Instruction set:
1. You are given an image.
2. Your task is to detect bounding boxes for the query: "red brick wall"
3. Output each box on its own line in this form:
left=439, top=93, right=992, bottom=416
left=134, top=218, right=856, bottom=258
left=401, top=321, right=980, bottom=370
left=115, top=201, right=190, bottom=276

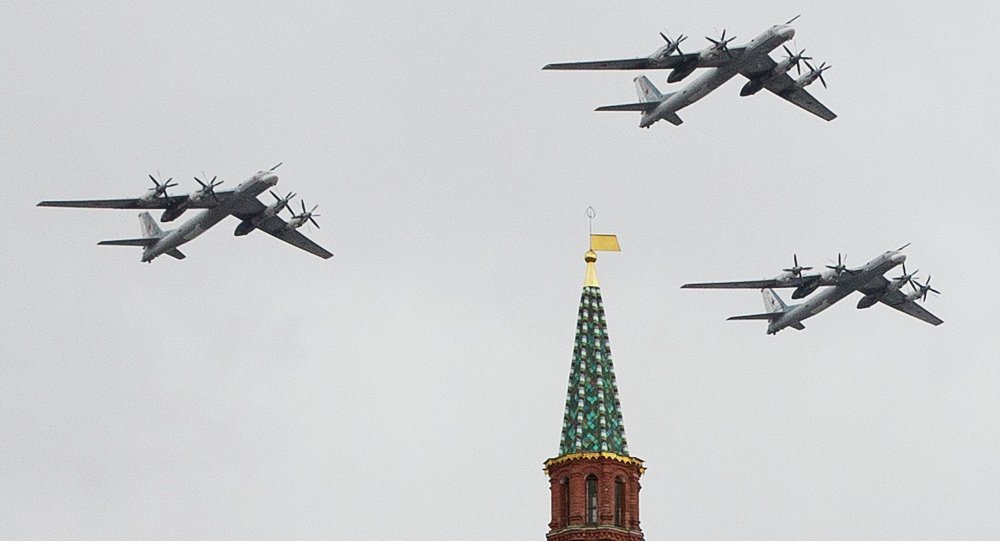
left=545, top=455, right=645, bottom=541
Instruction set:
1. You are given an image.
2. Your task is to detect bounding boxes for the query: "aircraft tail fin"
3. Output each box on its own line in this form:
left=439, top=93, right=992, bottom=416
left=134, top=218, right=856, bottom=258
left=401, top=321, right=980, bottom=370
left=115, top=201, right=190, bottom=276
left=634, top=75, right=664, bottom=102
left=727, top=290, right=803, bottom=332
left=139, top=212, right=163, bottom=238
left=762, top=288, right=789, bottom=313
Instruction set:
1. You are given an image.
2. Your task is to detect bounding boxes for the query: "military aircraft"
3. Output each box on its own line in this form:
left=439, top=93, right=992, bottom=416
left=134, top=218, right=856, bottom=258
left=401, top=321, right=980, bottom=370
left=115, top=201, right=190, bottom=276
left=543, top=17, right=835, bottom=127
left=681, top=246, right=942, bottom=334
left=37, top=164, right=332, bottom=262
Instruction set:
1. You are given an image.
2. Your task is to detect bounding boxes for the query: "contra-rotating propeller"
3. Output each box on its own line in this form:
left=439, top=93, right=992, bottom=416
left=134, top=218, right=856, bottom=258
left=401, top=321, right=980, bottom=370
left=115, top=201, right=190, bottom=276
left=894, top=263, right=919, bottom=287
left=783, top=254, right=812, bottom=277
left=659, top=31, right=687, bottom=55
left=193, top=175, right=224, bottom=203
left=269, top=190, right=296, bottom=216
left=706, top=29, right=737, bottom=58
left=912, top=276, right=940, bottom=302
left=781, top=45, right=812, bottom=75
left=291, top=200, right=321, bottom=229
left=825, top=253, right=853, bottom=276
left=147, top=174, right=178, bottom=198
left=802, top=60, right=831, bottom=88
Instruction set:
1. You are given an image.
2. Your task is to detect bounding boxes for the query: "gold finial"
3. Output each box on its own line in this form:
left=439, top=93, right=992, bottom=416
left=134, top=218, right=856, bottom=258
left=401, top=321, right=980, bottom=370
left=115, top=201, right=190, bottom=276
left=584, top=249, right=600, bottom=286
left=583, top=208, right=619, bottom=287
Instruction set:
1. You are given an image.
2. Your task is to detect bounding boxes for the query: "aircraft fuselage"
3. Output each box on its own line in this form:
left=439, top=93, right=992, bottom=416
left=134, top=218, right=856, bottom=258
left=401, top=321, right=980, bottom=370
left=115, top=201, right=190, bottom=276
left=142, top=172, right=278, bottom=262
left=767, top=250, right=907, bottom=334
left=642, top=25, right=795, bottom=128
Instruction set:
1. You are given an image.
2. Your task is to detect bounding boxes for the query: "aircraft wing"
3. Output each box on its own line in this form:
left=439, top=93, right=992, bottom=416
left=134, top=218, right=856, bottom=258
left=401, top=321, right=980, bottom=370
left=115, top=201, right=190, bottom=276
left=544, top=49, right=745, bottom=71
left=38, top=191, right=236, bottom=210
left=857, top=277, right=943, bottom=326
left=249, top=215, right=333, bottom=259
left=681, top=277, right=810, bottom=289
left=878, top=291, right=943, bottom=326
left=739, top=59, right=836, bottom=121
left=232, top=200, right=332, bottom=259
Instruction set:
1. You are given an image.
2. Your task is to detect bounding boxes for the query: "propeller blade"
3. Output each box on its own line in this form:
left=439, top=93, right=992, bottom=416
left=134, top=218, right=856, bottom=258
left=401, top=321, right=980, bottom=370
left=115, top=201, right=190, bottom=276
left=308, top=216, right=320, bottom=229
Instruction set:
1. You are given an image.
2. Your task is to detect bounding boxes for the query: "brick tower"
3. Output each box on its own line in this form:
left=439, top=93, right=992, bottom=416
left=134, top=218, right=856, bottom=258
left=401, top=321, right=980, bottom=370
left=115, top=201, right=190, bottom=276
left=545, top=243, right=645, bottom=541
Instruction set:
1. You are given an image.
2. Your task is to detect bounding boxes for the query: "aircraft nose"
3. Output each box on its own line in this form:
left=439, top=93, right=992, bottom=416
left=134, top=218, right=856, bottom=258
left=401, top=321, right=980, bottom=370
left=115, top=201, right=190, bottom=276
left=779, top=26, right=795, bottom=39
left=262, top=173, right=278, bottom=185
left=891, top=252, right=907, bottom=263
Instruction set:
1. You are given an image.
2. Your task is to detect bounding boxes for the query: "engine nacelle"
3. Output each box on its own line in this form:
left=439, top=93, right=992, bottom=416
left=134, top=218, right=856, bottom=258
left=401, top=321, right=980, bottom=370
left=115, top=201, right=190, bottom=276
left=160, top=205, right=187, bottom=222
left=791, top=280, right=821, bottom=299
left=740, top=79, right=764, bottom=96
left=234, top=220, right=256, bottom=236
left=856, top=294, right=880, bottom=309
left=667, top=62, right=698, bottom=83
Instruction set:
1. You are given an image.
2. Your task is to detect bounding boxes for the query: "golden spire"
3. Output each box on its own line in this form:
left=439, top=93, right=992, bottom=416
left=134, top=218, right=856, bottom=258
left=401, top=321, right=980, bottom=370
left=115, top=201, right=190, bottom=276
left=583, top=207, right=620, bottom=287
left=584, top=249, right=600, bottom=287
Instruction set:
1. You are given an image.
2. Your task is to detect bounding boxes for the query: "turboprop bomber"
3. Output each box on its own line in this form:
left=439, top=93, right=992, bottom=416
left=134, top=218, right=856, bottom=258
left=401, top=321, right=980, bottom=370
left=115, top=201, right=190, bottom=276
left=37, top=164, right=332, bottom=262
left=543, top=17, right=835, bottom=127
left=681, top=246, right=942, bottom=334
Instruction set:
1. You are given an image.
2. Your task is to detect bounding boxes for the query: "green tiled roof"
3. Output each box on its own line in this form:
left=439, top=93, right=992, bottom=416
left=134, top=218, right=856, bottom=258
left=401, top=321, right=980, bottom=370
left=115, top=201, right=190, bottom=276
left=558, top=285, right=629, bottom=456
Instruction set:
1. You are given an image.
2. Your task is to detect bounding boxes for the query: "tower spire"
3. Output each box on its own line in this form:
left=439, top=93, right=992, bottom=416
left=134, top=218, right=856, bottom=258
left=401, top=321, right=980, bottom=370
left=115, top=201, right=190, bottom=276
left=543, top=225, right=644, bottom=541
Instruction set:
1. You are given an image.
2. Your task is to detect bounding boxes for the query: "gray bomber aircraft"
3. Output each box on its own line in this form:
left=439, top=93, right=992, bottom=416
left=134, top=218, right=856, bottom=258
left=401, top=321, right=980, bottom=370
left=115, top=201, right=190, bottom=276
left=37, top=164, right=332, bottom=262
left=543, top=17, right=835, bottom=127
left=682, top=246, right=942, bottom=334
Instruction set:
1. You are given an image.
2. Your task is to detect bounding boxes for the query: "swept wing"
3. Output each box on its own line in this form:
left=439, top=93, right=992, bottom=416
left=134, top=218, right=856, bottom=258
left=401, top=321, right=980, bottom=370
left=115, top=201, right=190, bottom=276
left=38, top=191, right=237, bottom=210
left=858, top=277, right=943, bottom=326
left=739, top=57, right=836, bottom=121
left=233, top=202, right=332, bottom=259
left=544, top=49, right=746, bottom=71
left=681, top=277, right=812, bottom=289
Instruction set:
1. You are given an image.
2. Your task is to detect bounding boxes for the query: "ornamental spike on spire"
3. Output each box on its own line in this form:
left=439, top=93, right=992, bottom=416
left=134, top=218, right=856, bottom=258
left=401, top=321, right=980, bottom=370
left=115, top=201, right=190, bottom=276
left=558, top=215, right=627, bottom=456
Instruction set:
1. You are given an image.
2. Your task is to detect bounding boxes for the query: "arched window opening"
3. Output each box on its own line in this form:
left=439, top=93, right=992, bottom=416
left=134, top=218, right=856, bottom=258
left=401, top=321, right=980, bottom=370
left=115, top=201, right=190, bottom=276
left=586, top=474, right=598, bottom=525
left=614, top=477, right=626, bottom=527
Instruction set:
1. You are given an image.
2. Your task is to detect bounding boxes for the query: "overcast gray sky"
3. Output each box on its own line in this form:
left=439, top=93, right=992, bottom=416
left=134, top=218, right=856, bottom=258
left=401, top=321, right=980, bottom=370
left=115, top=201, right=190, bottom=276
left=3, top=1, right=999, bottom=539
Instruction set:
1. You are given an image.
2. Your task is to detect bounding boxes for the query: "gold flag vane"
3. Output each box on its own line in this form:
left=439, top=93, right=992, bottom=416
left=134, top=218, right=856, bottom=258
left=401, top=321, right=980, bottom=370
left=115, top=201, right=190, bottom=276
left=584, top=207, right=619, bottom=287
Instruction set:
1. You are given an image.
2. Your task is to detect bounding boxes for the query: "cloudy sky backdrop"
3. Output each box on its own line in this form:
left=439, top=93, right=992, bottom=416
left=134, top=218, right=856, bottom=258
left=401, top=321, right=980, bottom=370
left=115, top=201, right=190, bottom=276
left=3, top=1, right=999, bottom=539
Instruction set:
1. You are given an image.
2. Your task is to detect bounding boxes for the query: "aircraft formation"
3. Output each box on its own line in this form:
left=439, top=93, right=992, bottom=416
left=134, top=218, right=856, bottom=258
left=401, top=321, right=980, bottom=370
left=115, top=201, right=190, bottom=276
left=37, top=16, right=941, bottom=333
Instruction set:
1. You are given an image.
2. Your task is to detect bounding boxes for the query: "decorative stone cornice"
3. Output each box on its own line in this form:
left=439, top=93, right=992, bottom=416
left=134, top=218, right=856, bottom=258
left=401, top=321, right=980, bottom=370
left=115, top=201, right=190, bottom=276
left=543, top=451, right=646, bottom=475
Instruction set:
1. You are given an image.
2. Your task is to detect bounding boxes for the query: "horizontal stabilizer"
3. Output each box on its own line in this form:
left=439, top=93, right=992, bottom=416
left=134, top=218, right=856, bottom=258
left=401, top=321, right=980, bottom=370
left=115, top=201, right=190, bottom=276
left=98, top=238, right=157, bottom=247
left=166, top=248, right=186, bottom=260
left=727, top=312, right=783, bottom=321
left=595, top=102, right=659, bottom=112
left=790, top=322, right=805, bottom=330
